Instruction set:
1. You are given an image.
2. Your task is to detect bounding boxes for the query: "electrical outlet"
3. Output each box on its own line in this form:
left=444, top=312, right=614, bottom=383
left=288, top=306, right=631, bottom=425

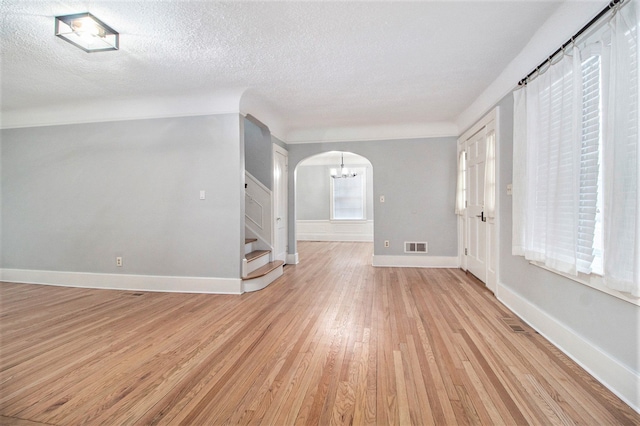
left=116, top=257, right=123, bottom=267
left=384, top=240, right=390, bottom=248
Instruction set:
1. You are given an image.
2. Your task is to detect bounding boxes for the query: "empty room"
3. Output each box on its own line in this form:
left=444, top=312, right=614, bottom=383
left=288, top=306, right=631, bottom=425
left=1, top=0, right=639, bottom=425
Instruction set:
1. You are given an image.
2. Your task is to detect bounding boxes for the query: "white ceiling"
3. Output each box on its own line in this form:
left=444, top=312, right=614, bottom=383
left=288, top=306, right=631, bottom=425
left=0, top=1, right=599, bottom=141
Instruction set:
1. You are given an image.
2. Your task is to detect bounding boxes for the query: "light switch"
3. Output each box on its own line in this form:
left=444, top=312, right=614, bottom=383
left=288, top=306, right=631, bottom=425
left=200, top=190, right=206, bottom=200
left=380, top=195, right=385, bottom=203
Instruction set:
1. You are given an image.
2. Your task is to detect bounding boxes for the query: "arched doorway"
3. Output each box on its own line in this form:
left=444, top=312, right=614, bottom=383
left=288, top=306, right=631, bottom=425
left=294, top=151, right=374, bottom=256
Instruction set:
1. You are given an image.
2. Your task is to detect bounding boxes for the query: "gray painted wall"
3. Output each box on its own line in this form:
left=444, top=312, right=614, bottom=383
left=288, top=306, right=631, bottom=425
left=296, top=165, right=331, bottom=221
left=496, top=94, right=638, bottom=375
left=244, top=116, right=272, bottom=189
left=296, top=163, right=374, bottom=221
left=1, top=114, right=244, bottom=279
left=288, top=137, right=457, bottom=256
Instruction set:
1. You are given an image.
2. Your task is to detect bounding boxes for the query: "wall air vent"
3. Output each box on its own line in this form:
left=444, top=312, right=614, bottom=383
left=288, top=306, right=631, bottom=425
left=404, top=242, right=428, bottom=253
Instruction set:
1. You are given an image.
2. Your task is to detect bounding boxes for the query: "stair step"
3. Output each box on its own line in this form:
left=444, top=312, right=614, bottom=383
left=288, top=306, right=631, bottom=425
left=246, top=250, right=270, bottom=262
left=244, top=238, right=257, bottom=255
left=244, top=260, right=284, bottom=280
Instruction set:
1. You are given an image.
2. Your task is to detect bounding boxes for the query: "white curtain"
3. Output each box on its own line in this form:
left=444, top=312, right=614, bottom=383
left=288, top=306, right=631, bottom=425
left=455, top=150, right=465, bottom=215
left=513, top=53, right=583, bottom=275
left=602, top=0, right=640, bottom=296
left=513, top=0, right=640, bottom=296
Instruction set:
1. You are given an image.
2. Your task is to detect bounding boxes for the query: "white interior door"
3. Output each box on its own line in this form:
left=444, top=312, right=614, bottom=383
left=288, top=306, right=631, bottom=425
left=466, top=131, right=487, bottom=283
left=273, top=145, right=288, bottom=263
left=460, top=108, right=498, bottom=292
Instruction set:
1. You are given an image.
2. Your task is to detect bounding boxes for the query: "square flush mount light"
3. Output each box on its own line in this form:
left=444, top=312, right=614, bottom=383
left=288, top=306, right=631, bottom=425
left=55, top=13, right=119, bottom=52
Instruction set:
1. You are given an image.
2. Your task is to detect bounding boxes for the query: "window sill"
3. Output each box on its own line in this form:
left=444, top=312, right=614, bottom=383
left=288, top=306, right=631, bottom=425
left=329, top=219, right=368, bottom=223
left=529, top=261, right=639, bottom=307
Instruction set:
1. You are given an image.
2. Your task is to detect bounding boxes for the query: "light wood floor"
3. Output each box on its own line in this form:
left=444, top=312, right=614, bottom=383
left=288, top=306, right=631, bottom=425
left=1, top=241, right=638, bottom=425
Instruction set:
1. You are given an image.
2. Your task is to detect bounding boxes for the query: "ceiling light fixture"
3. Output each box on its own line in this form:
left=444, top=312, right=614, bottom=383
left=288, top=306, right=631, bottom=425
left=55, top=13, right=119, bottom=52
left=330, top=153, right=357, bottom=179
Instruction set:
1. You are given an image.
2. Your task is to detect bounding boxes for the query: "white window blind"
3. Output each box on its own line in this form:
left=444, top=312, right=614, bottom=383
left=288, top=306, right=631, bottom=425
left=513, top=0, right=639, bottom=296
left=331, top=169, right=365, bottom=220
left=522, top=53, right=581, bottom=274
left=602, top=1, right=639, bottom=295
left=578, top=53, right=603, bottom=275
left=514, top=52, right=603, bottom=275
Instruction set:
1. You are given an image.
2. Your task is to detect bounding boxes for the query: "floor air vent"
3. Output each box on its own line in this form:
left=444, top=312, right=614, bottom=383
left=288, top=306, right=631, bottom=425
left=404, top=242, right=428, bottom=253
left=501, top=317, right=528, bottom=333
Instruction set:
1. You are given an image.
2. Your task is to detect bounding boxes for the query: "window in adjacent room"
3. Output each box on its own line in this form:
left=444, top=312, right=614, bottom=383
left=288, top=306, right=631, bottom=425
left=330, top=168, right=366, bottom=220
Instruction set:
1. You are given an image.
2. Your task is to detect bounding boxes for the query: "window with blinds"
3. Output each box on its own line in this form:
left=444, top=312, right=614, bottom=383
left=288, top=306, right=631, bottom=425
left=526, top=55, right=579, bottom=272
left=579, top=53, right=603, bottom=275
left=513, top=1, right=639, bottom=297
left=331, top=168, right=366, bottom=220
left=519, top=51, right=604, bottom=276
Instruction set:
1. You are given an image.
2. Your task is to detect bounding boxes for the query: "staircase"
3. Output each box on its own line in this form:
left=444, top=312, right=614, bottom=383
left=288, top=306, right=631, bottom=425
left=242, top=238, right=284, bottom=293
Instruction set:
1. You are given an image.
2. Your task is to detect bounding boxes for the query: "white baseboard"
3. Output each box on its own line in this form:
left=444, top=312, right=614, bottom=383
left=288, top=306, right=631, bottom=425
left=498, top=283, right=640, bottom=413
left=286, top=253, right=299, bottom=265
left=297, top=233, right=373, bottom=242
left=296, top=220, right=373, bottom=242
left=0, top=268, right=243, bottom=295
left=372, top=255, right=458, bottom=268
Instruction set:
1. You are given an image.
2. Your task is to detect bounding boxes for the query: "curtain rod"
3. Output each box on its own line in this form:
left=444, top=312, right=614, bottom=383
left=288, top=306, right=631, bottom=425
left=518, top=0, right=624, bottom=86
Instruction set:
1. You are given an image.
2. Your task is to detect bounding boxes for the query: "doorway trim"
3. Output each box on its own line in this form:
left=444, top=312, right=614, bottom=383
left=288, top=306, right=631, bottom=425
left=273, top=144, right=289, bottom=264
left=458, top=107, right=500, bottom=293
left=292, top=151, right=374, bottom=263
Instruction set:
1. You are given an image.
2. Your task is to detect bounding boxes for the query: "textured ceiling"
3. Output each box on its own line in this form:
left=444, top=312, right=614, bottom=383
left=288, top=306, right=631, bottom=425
left=1, top=1, right=570, bottom=140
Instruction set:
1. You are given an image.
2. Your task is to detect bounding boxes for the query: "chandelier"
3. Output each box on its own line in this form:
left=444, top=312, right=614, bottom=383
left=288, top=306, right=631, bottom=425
left=330, top=153, right=357, bottom=179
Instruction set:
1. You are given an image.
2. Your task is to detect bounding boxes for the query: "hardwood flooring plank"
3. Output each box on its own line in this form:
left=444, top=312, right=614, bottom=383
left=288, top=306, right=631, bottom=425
left=403, top=336, right=435, bottom=425
left=0, top=242, right=637, bottom=425
left=0, top=415, right=52, bottom=426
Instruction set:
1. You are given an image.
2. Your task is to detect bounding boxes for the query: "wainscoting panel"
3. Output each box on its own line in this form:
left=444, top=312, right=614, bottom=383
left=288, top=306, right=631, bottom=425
left=296, top=220, right=373, bottom=242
